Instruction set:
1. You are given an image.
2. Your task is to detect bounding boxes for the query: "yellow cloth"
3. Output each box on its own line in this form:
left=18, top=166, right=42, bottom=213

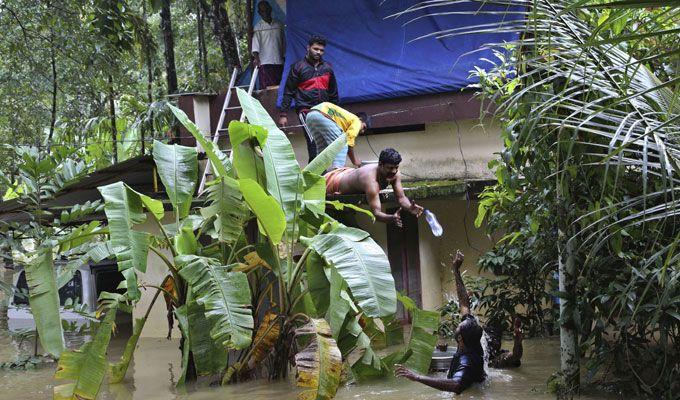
left=311, top=102, right=361, bottom=147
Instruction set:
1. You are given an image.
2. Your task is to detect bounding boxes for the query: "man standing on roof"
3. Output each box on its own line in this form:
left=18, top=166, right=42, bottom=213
left=278, top=34, right=339, bottom=162
left=252, top=1, right=285, bottom=89
left=325, top=148, right=423, bottom=227
left=305, top=102, right=367, bottom=170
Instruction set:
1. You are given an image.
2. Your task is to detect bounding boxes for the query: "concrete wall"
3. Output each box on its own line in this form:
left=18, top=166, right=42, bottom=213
left=135, top=213, right=181, bottom=339
left=354, top=197, right=495, bottom=312
left=288, top=119, right=502, bottom=181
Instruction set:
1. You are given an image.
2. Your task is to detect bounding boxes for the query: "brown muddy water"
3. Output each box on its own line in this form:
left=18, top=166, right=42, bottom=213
left=0, top=326, right=622, bottom=400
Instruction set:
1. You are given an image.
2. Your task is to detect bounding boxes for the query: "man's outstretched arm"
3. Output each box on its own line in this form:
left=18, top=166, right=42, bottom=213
left=451, top=250, right=470, bottom=317
left=366, top=182, right=401, bottom=226
left=391, top=174, right=423, bottom=217
left=394, top=365, right=464, bottom=394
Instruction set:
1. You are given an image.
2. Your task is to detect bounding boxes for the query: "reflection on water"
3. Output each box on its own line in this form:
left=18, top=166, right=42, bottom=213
left=0, top=326, right=621, bottom=400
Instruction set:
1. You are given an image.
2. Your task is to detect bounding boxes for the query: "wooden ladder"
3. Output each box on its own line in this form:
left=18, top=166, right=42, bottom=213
left=198, top=66, right=259, bottom=194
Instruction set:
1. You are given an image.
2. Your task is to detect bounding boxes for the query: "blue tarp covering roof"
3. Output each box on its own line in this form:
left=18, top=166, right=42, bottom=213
left=278, top=0, right=522, bottom=106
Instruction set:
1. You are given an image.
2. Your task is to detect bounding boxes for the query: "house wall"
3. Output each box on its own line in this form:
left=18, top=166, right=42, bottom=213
left=289, top=119, right=502, bottom=181
left=355, top=197, right=495, bottom=312
left=135, top=212, right=182, bottom=339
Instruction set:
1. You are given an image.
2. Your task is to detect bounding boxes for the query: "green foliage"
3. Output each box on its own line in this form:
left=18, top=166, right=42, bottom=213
left=449, top=0, right=680, bottom=396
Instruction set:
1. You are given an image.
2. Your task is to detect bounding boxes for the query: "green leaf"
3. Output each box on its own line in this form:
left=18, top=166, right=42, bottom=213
left=54, top=308, right=116, bottom=400
left=304, top=135, right=347, bottom=175
left=236, top=88, right=302, bottom=241
left=186, top=288, right=228, bottom=376
left=109, top=316, right=146, bottom=383
left=174, top=304, right=191, bottom=387
left=230, top=122, right=268, bottom=185
left=152, top=140, right=197, bottom=218
left=403, top=308, right=439, bottom=374
left=176, top=255, right=254, bottom=349
left=303, top=227, right=397, bottom=317
left=25, top=247, right=64, bottom=357
left=98, top=182, right=159, bottom=300
left=306, top=251, right=331, bottom=317
left=238, top=178, right=285, bottom=245
left=174, top=225, right=198, bottom=255
left=168, top=104, right=232, bottom=179
left=200, top=176, right=249, bottom=244
left=295, top=319, right=343, bottom=400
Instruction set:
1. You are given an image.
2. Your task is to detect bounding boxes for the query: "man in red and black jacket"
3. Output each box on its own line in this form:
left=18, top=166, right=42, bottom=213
left=278, top=34, right=339, bottom=162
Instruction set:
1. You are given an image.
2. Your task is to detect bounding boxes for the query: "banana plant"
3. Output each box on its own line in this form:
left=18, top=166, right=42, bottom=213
left=53, top=89, right=437, bottom=400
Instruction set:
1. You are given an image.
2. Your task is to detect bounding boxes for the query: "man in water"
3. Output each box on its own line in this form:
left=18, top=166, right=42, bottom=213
left=325, top=148, right=423, bottom=227
left=395, top=250, right=486, bottom=393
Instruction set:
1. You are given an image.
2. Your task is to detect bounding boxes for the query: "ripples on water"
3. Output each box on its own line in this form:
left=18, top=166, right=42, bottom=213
left=0, top=325, right=621, bottom=400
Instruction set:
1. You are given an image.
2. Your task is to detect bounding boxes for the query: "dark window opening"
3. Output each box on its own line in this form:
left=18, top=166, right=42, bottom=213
left=14, top=270, right=83, bottom=306
left=93, top=265, right=125, bottom=297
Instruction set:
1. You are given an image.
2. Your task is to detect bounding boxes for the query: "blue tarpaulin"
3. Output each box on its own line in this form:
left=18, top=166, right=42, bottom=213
left=278, top=0, right=522, bottom=106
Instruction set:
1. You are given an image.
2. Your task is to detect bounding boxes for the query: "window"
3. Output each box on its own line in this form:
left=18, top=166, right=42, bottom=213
left=14, top=270, right=83, bottom=306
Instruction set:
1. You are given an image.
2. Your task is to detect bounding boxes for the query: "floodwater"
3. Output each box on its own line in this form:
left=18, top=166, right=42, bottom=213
left=0, top=326, right=622, bottom=400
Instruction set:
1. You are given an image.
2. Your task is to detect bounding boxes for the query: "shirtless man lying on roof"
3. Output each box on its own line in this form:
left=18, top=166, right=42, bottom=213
left=325, top=148, right=423, bottom=226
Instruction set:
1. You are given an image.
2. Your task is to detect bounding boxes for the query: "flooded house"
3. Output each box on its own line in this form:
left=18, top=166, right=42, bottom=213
left=0, top=1, right=519, bottom=338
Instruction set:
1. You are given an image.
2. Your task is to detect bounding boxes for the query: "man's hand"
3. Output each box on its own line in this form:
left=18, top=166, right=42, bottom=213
left=451, top=250, right=464, bottom=269
left=253, top=55, right=261, bottom=67
left=394, top=364, right=419, bottom=381
left=392, top=209, right=403, bottom=228
left=278, top=115, right=288, bottom=127
left=352, top=159, right=362, bottom=168
left=408, top=202, right=424, bottom=217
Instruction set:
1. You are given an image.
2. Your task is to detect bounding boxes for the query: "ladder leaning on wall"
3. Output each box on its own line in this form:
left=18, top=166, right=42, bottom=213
left=198, top=65, right=259, bottom=195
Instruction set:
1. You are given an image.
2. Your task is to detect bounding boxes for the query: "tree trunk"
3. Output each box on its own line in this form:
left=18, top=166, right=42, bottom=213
left=46, top=25, right=57, bottom=150
left=196, top=2, right=209, bottom=88
left=203, top=0, right=241, bottom=73
left=557, top=233, right=579, bottom=398
left=143, top=0, right=153, bottom=104
left=160, top=0, right=178, bottom=94
left=108, top=74, right=118, bottom=163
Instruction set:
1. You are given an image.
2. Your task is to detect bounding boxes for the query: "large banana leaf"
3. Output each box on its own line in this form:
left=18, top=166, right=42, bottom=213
left=303, top=226, right=397, bottom=317
left=109, top=316, right=145, bottom=383
left=229, top=120, right=268, bottom=185
left=54, top=308, right=116, bottom=400
left=176, top=255, right=254, bottom=349
left=200, top=176, right=249, bottom=244
left=303, top=135, right=347, bottom=175
left=168, top=104, right=233, bottom=179
left=306, top=251, right=331, bottom=316
left=295, top=319, right=343, bottom=400
left=98, top=182, right=163, bottom=301
left=152, top=140, right=198, bottom=218
left=186, top=288, right=228, bottom=376
left=402, top=308, right=439, bottom=375
left=238, top=178, right=286, bottom=245
left=236, top=88, right=303, bottom=241
left=174, top=304, right=191, bottom=387
left=25, top=246, right=64, bottom=357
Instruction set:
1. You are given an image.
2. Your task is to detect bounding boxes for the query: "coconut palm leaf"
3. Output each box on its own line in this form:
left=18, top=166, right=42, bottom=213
left=176, top=255, right=254, bottom=349
left=294, top=319, right=343, bottom=400
left=53, top=308, right=116, bottom=400
left=404, top=0, right=680, bottom=260
left=25, top=246, right=64, bottom=357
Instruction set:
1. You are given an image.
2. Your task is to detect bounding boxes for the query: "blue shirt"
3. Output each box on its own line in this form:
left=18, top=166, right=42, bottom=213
left=447, top=351, right=486, bottom=391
